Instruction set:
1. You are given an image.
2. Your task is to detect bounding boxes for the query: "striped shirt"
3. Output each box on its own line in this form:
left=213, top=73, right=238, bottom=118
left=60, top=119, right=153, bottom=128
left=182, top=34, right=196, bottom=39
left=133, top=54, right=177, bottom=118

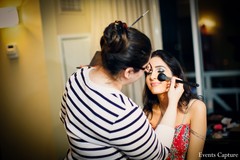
left=60, top=67, right=175, bottom=160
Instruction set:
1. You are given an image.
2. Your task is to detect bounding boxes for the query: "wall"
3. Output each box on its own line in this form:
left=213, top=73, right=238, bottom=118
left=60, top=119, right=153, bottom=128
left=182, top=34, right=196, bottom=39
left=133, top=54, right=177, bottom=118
left=40, top=0, right=92, bottom=159
left=0, top=0, right=57, bottom=159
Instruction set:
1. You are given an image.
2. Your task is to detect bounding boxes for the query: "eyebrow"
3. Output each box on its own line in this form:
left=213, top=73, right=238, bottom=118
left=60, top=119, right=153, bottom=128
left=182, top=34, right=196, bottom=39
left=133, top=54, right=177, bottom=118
left=154, top=65, right=166, bottom=68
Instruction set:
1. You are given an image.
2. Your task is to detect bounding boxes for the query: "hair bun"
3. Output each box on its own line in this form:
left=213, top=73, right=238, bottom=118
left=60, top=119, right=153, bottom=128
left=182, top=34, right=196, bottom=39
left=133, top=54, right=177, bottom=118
left=100, top=20, right=151, bottom=76
left=100, top=21, right=128, bottom=54
left=114, top=21, right=128, bottom=38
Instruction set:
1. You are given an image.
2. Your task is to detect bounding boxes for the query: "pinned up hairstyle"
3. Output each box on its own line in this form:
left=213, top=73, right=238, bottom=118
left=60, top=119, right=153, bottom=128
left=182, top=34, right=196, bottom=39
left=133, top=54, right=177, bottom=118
left=100, top=20, right=152, bottom=76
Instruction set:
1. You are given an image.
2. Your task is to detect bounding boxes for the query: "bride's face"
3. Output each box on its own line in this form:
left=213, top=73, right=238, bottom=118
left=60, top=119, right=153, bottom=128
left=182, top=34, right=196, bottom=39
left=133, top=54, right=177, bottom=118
left=146, top=57, right=172, bottom=95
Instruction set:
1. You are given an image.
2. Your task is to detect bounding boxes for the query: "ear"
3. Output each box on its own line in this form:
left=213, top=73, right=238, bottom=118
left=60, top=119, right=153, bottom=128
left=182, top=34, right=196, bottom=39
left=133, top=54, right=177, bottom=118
left=123, top=67, right=135, bottom=79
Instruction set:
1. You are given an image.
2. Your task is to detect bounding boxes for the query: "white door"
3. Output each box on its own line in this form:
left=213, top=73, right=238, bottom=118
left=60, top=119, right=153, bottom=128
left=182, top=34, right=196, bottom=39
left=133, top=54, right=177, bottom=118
left=59, top=34, right=91, bottom=82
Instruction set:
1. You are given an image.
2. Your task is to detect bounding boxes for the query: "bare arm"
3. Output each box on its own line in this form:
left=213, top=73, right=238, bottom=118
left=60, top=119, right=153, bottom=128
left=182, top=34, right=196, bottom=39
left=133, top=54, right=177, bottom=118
left=156, top=77, right=184, bottom=147
left=160, top=77, right=184, bottom=127
left=187, top=100, right=207, bottom=160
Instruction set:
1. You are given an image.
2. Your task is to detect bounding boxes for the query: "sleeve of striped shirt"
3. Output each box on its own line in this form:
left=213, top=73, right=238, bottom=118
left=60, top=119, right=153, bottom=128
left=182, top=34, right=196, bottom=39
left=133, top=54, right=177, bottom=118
left=110, top=106, right=175, bottom=159
left=60, top=90, right=67, bottom=123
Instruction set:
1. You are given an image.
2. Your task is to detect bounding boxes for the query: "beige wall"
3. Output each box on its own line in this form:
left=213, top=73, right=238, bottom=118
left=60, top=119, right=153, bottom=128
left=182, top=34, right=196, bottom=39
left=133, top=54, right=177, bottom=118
left=0, top=0, right=57, bottom=159
left=0, top=0, right=92, bottom=159
left=55, top=0, right=91, bottom=34
left=40, top=0, right=92, bottom=159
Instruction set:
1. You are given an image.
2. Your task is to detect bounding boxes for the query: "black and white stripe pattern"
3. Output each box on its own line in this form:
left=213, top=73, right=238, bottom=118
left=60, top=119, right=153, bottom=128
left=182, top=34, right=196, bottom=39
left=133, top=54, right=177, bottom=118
left=60, top=67, right=173, bottom=160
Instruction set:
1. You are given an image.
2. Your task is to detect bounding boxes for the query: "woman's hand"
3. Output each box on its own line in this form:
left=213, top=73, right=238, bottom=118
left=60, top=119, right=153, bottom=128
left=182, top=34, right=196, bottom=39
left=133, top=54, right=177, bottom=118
left=168, top=77, right=184, bottom=106
left=160, top=77, right=184, bottom=128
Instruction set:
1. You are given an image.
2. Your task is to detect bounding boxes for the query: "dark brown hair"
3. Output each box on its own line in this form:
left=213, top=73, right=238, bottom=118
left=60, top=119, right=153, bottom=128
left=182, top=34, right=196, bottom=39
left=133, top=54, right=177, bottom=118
left=100, top=21, right=152, bottom=76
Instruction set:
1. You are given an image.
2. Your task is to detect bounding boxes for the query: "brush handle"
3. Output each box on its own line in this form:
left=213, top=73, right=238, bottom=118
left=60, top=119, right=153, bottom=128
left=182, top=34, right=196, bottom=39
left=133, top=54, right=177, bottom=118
left=175, top=79, right=199, bottom=87
left=158, top=72, right=199, bottom=87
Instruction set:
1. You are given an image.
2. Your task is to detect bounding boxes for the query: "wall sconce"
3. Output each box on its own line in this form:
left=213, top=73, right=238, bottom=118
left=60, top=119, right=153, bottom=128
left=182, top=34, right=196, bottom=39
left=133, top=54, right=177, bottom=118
left=0, top=7, right=19, bottom=28
left=199, top=17, right=216, bottom=35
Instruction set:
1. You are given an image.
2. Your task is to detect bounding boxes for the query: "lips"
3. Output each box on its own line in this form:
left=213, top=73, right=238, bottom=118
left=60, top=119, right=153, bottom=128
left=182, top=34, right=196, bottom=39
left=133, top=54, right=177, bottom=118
left=150, top=82, right=161, bottom=87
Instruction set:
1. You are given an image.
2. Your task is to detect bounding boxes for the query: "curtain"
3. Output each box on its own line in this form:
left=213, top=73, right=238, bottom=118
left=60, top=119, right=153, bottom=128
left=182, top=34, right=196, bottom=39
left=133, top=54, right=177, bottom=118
left=90, top=0, right=162, bottom=106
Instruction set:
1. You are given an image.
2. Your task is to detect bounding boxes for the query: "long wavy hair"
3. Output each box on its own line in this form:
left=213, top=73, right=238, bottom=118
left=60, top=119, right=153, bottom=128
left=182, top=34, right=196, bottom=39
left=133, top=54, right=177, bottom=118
left=142, top=50, right=202, bottom=115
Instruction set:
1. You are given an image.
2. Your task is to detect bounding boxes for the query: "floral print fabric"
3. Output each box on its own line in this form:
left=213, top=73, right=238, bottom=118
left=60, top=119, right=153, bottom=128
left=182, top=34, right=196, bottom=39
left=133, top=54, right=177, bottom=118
left=166, top=124, right=190, bottom=160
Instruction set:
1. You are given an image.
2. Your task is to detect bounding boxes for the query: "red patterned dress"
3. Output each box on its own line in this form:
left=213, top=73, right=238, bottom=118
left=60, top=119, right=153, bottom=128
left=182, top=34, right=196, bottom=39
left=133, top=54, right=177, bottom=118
left=166, top=124, right=190, bottom=160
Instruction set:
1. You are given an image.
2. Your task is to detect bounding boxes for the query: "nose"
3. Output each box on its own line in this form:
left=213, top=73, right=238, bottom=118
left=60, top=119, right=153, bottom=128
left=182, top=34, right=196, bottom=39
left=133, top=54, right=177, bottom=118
left=150, top=70, right=158, bottom=80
